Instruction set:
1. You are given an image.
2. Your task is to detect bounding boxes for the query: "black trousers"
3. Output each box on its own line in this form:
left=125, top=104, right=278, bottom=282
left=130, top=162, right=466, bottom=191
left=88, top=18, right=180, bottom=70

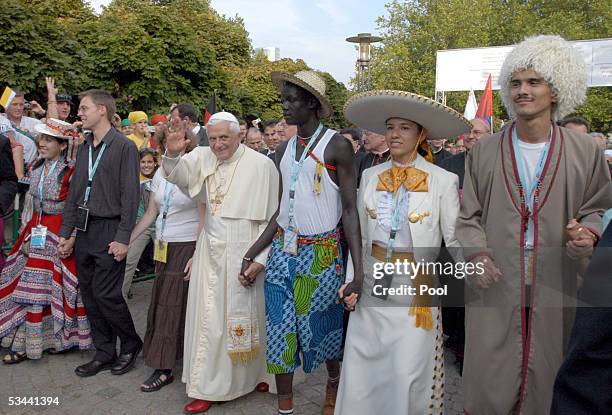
left=75, top=217, right=142, bottom=362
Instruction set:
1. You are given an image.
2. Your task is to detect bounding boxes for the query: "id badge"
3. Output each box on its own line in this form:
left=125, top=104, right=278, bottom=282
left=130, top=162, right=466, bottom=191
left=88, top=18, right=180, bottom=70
left=76, top=206, right=90, bottom=231
left=154, top=240, right=168, bottom=263
left=372, top=268, right=394, bottom=301
left=282, top=226, right=298, bottom=255
left=30, top=226, right=48, bottom=249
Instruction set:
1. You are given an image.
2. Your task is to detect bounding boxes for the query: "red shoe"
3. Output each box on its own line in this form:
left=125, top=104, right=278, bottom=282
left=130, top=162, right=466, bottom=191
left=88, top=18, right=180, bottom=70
left=183, top=399, right=212, bottom=414
left=256, top=382, right=269, bottom=393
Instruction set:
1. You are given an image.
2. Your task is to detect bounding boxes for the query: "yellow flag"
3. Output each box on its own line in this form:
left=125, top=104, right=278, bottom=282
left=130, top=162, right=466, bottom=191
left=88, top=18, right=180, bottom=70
left=0, top=87, right=16, bottom=109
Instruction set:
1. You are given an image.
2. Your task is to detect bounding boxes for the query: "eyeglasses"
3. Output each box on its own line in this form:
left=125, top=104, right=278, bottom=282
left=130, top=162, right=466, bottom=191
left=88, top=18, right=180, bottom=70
left=139, top=147, right=157, bottom=157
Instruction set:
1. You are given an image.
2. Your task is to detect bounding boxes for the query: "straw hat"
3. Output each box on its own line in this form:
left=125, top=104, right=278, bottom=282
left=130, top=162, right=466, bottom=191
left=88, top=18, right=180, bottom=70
left=271, top=70, right=333, bottom=118
left=344, top=90, right=471, bottom=139
left=35, top=118, right=80, bottom=140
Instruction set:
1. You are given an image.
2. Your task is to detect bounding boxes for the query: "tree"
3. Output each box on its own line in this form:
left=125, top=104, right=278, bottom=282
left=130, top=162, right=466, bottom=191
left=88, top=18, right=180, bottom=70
left=371, top=0, right=612, bottom=131
left=0, top=0, right=93, bottom=101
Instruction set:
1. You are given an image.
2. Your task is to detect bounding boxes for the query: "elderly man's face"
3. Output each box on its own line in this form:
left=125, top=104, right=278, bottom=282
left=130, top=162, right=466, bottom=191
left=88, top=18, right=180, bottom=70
left=245, top=130, right=264, bottom=151
left=363, top=131, right=387, bottom=152
left=208, top=121, right=241, bottom=161
left=465, top=118, right=490, bottom=151
left=428, top=138, right=446, bottom=150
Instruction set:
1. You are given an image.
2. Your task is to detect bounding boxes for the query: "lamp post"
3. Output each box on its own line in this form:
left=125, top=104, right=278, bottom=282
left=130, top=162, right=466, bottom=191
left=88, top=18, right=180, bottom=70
left=346, top=32, right=382, bottom=91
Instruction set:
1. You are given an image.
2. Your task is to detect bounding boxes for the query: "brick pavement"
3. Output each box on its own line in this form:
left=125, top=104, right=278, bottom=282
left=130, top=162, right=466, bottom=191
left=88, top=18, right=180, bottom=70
left=1, top=279, right=463, bottom=415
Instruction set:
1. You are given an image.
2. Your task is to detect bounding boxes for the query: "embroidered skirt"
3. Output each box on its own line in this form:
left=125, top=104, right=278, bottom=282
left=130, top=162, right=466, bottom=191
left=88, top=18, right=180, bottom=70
left=0, top=212, right=92, bottom=358
left=264, top=228, right=344, bottom=374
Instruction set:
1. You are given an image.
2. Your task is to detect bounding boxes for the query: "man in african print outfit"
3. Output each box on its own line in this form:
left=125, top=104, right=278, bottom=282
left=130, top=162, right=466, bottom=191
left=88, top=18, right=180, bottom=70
left=244, top=70, right=363, bottom=415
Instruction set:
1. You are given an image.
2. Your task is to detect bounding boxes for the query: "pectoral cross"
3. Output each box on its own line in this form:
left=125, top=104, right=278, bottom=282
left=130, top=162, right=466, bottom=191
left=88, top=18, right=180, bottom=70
left=211, top=194, right=223, bottom=216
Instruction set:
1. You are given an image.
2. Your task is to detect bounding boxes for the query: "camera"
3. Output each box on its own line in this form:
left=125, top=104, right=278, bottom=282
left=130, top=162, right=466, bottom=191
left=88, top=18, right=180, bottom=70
left=23, top=101, right=31, bottom=110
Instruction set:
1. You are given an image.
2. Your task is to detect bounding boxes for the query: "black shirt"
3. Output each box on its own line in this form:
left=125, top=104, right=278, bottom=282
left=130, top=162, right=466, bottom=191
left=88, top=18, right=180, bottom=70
left=357, top=149, right=391, bottom=187
left=0, top=134, right=18, bottom=216
left=438, top=152, right=466, bottom=188
left=432, top=148, right=452, bottom=165
left=60, top=127, right=140, bottom=244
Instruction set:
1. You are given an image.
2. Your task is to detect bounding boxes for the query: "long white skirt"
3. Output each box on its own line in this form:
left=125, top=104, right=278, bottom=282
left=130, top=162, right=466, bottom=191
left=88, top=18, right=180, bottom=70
left=335, top=302, right=444, bottom=415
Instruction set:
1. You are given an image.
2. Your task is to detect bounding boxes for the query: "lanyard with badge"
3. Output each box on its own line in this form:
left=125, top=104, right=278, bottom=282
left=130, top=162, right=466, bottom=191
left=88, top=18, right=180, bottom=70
left=373, top=186, right=409, bottom=299
left=30, top=161, right=59, bottom=249
left=153, top=180, right=174, bottom=263
left=76, top=143, right=107, bottom=231
left=512, top=127, right=551, bottom=248
left=283, top=123, right=324, bottom=255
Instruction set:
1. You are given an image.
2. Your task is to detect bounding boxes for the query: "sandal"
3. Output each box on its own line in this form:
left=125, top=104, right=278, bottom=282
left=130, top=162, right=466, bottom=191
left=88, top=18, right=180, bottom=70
left=47, top=346, right=76, bottom=355
left=140, top=370, right=174, bottom=392
left=3, top=351, right=27, bottom=365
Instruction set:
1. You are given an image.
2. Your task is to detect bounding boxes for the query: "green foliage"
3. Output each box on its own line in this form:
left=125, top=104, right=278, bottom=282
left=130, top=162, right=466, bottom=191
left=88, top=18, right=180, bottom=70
left=0, top=0, right=93, bottom=101
left=371, top=0, right=611, bottom=131
left=0, top=0, right=349, bottom=125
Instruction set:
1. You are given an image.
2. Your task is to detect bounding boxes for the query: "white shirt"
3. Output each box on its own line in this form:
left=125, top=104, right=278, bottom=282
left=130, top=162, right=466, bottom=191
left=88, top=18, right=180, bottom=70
left=1, top=115, right=40, bottom=163
left=277, top=129, right=342, bottom=235
left=151, top=170, right=199, bottom=242
left=518, top=140, right=547, bottom=247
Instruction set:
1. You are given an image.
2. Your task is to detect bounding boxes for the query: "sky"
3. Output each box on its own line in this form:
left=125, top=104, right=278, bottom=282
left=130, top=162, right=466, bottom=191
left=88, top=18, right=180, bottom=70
left=89, top=0, right=389, bottom=85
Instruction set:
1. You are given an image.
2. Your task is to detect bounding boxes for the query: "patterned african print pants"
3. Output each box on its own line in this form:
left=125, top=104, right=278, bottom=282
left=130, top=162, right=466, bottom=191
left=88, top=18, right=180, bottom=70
left=264, top=228, right=344, bottom=374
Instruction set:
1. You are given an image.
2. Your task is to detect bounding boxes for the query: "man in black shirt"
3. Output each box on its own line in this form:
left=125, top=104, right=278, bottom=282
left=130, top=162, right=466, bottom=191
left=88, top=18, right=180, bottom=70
left=356, top=130, right=390, bottom=186
left=59, top=89, right=142, bottom=377
left=428, top=137, right=452, bottom=165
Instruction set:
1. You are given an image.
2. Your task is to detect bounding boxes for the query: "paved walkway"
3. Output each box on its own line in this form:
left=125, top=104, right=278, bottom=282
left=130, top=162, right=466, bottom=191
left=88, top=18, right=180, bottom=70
left=1, top=279, right=463, bottom=414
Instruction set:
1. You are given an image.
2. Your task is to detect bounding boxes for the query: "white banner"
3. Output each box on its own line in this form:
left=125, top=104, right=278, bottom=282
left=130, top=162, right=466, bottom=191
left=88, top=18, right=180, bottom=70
left=435, top=38, right=612, bottom=92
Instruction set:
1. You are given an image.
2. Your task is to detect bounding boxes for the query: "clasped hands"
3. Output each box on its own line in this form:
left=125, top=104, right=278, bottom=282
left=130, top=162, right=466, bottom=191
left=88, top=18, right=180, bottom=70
left=239, top=258, right=265, bottom=288
left=469, top=219, right=596, bottom=289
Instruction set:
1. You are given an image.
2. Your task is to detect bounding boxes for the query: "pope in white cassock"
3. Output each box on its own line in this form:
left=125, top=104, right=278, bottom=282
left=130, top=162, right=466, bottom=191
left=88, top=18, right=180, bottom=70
left=161, top=112, right=279, bottom=414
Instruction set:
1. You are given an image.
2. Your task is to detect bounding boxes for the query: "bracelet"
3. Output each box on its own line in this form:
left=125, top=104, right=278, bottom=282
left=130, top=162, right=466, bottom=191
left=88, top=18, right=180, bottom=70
left=243, top=256, right=253, bottom=262
left=47, top=100, right=57, bottom=103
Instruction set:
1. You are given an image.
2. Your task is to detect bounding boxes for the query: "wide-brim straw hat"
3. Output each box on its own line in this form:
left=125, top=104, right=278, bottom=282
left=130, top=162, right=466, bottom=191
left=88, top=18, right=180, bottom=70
left=344, top=90, right=471, bottom=139
left=35, top=118, right=80, bottom=140
left=271, top=70, right=333, bottom=118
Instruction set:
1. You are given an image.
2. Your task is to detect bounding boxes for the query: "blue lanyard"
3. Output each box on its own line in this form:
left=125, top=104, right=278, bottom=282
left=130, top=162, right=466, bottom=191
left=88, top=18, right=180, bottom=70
left=512, top=127, right=551, bottom=213
left=159, top=180, right=174, bottom=241
left=37, top=160, right=59, bottom=220
left=84, top=142, right=107, bottom=205
left=287, top=123, right=324, bottom=229
left=386, top=187, right=409, bottom=261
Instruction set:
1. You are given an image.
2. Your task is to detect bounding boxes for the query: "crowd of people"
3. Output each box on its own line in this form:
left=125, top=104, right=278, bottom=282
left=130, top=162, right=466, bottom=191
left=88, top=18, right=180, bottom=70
left=0, top=34, right=611, bottom=415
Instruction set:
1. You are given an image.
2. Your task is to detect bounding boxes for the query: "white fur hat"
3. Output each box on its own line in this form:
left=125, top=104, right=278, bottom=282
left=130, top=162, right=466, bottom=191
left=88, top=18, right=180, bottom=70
left=499, top=35, right=587, bottom=121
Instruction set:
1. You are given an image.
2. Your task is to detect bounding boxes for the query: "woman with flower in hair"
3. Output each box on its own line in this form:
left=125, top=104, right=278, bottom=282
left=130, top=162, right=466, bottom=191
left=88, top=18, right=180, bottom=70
left=0, top=119, right=91, bottom=364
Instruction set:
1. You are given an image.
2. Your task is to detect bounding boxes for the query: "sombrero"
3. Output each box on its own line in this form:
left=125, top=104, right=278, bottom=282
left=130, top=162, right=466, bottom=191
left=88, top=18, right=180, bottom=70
left=35, top=118, right=80, bottom=140
left=271, top=70, right=333, bottom=118
left=344, top=90, right=471, bottom=139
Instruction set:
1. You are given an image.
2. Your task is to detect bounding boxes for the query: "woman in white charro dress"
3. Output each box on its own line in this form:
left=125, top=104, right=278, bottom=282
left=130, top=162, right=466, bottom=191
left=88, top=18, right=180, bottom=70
left=336, top=91, right=470, bottom=414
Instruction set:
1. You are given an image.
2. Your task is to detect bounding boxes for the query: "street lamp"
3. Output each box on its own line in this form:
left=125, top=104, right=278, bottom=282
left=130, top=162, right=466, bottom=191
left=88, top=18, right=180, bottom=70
left=346, top=32, right=383, bottom=91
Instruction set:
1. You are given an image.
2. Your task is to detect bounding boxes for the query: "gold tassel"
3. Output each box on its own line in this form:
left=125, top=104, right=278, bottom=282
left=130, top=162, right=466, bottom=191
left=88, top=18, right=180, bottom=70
left=408, top=306, right=433, bottom=330
left=314, top=163, right=323, bottom=195
left=228, top=346, right=260, bottom=365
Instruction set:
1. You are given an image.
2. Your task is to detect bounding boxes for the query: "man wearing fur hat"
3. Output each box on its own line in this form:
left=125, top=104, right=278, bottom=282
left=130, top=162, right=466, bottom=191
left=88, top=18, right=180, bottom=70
left=243, top=70, right=364, bottom=415
left=457, top=35, right=612, bottom=414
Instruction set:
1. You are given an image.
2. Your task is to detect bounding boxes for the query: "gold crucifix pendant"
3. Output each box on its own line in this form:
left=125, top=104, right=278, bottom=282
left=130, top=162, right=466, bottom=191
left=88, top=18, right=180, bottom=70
left=211, top=194, right=223, bottom=216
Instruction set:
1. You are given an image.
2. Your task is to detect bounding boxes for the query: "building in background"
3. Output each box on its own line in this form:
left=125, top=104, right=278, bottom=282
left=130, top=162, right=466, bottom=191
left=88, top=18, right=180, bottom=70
left=254, top=47, right=280, bottom=61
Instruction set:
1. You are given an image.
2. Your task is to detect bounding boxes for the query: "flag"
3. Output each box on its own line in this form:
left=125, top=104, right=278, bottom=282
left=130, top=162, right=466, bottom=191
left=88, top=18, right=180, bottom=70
left=203, top=93, right=216, bottom=125
left=0, top=86, right=16, bottom=109
left=476, top=74, right=493, bottom=132
left=463, top=89, right=477, bottom=120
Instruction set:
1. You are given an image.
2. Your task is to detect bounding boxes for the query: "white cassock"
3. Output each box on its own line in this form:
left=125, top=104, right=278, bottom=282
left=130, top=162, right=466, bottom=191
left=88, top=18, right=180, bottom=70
left=335, top=156, right=460, bottom=415
left=163, top=144, right=278, bottom=401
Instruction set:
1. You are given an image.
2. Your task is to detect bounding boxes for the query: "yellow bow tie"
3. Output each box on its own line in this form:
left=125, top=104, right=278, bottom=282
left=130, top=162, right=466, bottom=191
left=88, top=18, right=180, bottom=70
left=376, top=166, right=429, bottom=193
